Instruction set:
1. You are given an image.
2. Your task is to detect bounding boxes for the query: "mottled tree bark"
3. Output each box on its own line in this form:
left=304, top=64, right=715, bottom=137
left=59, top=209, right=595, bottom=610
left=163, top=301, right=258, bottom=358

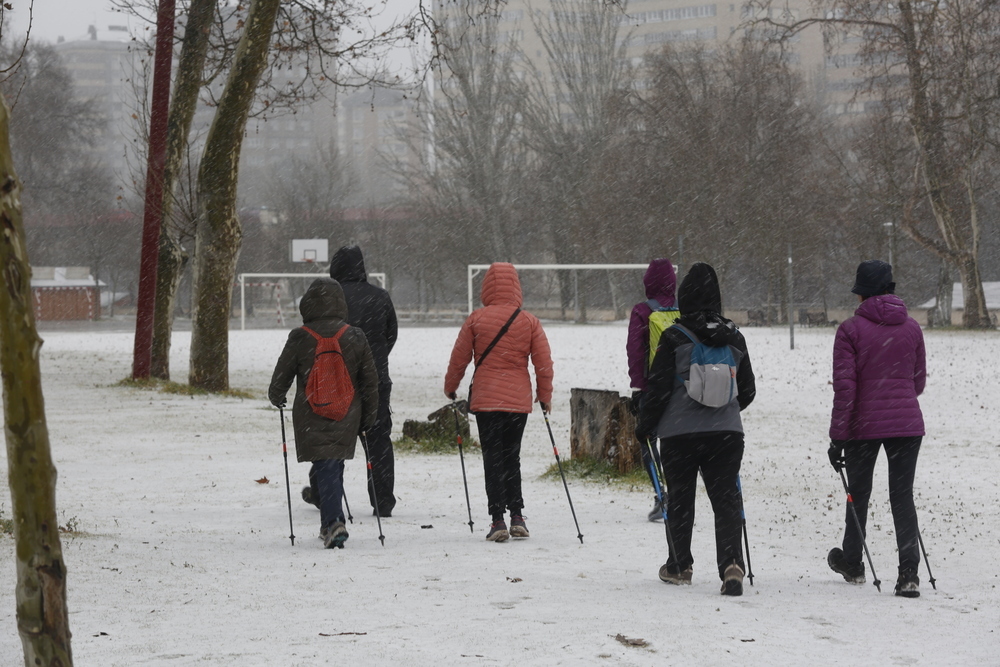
left=189, top=0, right=283, bottom=391
left=150, top=0, right=217, bottom=380
left=0, top=94, right=73, bottom=666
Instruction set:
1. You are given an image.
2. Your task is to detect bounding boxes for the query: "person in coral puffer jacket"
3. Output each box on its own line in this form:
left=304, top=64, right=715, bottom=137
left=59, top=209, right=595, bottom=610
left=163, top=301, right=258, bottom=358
left=444, top=263, right=554, bottom=543
left=826, top=260, right=927, bottom=598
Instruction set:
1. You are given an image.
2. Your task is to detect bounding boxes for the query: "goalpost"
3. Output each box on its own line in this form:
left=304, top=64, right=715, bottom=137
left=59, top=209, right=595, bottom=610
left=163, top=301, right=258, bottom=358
left=238, top=272, right=387, bottom=330
left=467, top=264, right=650, bottom=317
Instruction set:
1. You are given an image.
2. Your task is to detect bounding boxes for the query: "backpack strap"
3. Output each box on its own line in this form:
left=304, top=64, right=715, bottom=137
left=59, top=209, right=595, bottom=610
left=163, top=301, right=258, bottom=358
left=672, top=323, right=699, bottom=346
left=301, top=324, right=348, bottom=342
left=646, top=298, right=662, bottom=311
left=475, top=308, right=521, bottom=368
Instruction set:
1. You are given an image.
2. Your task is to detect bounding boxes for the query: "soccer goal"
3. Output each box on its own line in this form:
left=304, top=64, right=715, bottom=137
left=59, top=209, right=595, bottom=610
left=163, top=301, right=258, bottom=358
left=238, top=272, right=387, bottom=330
left=466, top=264, right=652, bottom=321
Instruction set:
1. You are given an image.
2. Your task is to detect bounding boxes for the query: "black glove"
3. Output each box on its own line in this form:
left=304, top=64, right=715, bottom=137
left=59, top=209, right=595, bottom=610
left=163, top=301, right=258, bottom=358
left=635, top=427, right=651, bottom=444
left=446, top=391, right=457, bottom=400
left=828, top=440, right=847, bottom=472
left=273, top=399, right=286, bottom=409
left=629, top=391, right=644, bottom=416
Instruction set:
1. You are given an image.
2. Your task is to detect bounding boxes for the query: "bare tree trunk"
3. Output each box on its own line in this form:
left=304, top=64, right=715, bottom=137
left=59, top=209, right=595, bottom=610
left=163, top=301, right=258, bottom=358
left=932, top=261, right=952, bottom=327
left=189, top=0, right=283, bottom=391
left=0, top=94, right=74, bottom=667
left=150, top=233, right=187, bottom=378
left=150, top=0, right=217, bottom=380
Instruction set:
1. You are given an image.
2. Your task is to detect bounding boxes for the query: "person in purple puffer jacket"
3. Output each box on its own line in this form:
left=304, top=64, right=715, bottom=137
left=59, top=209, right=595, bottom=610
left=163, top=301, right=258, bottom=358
left=626, top=258, right=679, bottom=521
left=826, top=260, right=927, bottom=598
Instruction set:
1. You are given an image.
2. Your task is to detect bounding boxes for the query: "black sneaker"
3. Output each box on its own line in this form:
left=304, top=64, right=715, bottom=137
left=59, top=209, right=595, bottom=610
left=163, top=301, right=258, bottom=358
left=647, top=497, right=665, bottom=522
left=828, top=548, right=866, bottom=584
left=509, top=514, right=529, bottom=538
left=301, top=486, right=319, bottom=508
left=721, top=563, right=744, bottom=596
left=894, top=568, right=920, bottom=598
left=486, top=520, right=509, bottom=542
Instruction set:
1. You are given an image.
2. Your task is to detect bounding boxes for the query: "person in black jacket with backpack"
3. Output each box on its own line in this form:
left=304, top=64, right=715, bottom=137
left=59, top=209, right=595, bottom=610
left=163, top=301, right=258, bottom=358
left=302, top=245, right=399, bottom=517
left=635, top=263, right=756, bottom=596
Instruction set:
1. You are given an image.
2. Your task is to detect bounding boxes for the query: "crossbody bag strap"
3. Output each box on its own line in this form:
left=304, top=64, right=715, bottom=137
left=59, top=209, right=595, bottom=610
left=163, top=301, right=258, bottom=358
left=475, top=308, right=522, bottom=369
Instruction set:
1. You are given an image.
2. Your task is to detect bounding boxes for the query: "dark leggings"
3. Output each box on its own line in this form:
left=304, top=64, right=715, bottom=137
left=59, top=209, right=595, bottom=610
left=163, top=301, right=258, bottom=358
left=661, top=432, right=745, bottom=580
left=842, top=437, right=922, bottom=571
left=475, top=411, right=528, bottom=520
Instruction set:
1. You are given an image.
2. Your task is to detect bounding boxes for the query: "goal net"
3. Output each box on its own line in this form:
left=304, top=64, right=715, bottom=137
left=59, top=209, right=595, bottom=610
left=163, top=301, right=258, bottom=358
left=238, top=272, right=387, bottom=330
left=466, top=264, right=654, bottom=322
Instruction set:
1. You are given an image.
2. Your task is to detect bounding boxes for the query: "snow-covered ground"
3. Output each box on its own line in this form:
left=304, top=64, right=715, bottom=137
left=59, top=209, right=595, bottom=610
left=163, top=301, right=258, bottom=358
left=2, top=322, right=999, bottom=665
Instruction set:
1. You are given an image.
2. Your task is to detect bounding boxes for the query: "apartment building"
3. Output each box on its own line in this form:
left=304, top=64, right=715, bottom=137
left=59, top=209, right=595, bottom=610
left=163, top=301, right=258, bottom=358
left=435, top=0, right=861, bottom=115
left=335, top=87, right=419, bottom=206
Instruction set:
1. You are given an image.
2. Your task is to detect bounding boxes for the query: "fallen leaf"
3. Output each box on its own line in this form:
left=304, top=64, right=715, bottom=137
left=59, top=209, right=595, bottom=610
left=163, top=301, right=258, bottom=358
left=420, top=525, right=434, bottom=529
left=506, top=577, right=522, bottom=583
left=255, top=477, right=269, bottom=484
left=319, top=632, right=367, bottom=636
left=741, top=638, right=756, bottom=643
left=614, top=634, right=648, bottom=647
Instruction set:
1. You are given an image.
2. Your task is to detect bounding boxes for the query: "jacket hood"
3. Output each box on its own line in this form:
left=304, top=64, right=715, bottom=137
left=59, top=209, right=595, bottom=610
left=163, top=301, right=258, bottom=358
left=300, top=278, right=348, bottom=323
left=480, top=262, right=523, bottom=307
left=644, top=258, right=677, bottom=306
left=329, top=245, right=367, bottom=283
left=678, top=262, right=722, bottom=316
left=678, top=310, right=739, bottom=347
left=856, top=293, right=908, bottom=326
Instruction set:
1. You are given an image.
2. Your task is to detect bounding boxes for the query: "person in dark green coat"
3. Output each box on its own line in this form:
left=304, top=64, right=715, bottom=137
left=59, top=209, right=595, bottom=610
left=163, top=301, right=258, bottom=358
left=269, top=278, right=379, bottom=548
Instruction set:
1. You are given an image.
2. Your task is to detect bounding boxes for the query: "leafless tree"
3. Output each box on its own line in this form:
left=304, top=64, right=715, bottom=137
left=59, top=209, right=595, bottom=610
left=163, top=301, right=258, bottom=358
left=749, top=0, right=998, bottom=327
left=520, top=0, right=633, bottom=315
left=1, top=3, right=74, bottom=665
left=626, top=41, right=826, bottom=315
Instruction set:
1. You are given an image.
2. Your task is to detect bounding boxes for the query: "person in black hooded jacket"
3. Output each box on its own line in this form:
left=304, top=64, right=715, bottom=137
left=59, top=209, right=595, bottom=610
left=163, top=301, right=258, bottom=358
left=636, top=263, right=756, bottom=596
left=302, top=245, right=399, bottom=516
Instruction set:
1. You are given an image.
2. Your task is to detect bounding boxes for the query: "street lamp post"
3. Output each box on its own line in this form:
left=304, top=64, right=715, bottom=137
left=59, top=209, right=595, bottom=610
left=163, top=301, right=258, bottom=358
left=884, top=221, right=895, bottom=266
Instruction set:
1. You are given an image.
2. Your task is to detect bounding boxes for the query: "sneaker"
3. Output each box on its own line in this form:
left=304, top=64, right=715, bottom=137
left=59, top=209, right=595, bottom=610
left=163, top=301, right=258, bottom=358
left=323, top=522, right=349, bottom=549
left=647, top=497, right=665, bottom=522
left=509, top=514, right=530, bottom=538
left=658, top=563, right=693, bottom=585
left=301, top=486, right=319, bottom=508
left=894, top=568, right=920, bottom=598
left=721, top=563, right=744, bottom=596
left=828, top=548, right=866, bottom=584
left=486, top=520, right=509, bottom=542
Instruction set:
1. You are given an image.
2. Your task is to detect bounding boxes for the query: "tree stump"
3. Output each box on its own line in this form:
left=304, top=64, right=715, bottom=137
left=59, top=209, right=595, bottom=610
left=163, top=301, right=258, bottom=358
left=402, top=402, right=472, bottom=445
left=569, top=388, right=641, bottom=473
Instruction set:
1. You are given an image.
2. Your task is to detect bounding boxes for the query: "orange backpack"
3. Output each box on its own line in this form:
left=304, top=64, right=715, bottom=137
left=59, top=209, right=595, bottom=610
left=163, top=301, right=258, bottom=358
left=302, top=326, right=354, bottom=421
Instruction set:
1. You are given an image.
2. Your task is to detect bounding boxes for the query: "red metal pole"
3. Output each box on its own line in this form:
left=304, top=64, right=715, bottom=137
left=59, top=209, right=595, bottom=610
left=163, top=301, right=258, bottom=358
left=131, top=0, right=176, bottom=379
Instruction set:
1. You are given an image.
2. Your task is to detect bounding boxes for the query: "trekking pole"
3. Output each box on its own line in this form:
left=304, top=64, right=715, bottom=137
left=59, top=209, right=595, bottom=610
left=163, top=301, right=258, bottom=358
left=342, top=490, right=353, bottom=524
left=643, top=439, right=677, bottom=560
left=543, top=412, right=583, bottom=544
left=737, top=476, right=754, bottom=586
left=451, top=402, right=475, bottom=534
left=359, top=432, right=385, bottom=546
left=916, top=526, right=937, bottom=590
left=279, top=407, right=295, bottom=546
left=837, top=467, right=880, bottom=592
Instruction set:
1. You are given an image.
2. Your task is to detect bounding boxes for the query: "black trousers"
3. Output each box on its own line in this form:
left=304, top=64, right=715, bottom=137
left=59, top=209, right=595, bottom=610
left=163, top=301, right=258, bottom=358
left=365, top=383, right=396, bottom=513
left=308, top=383, right=395, bottom=515
left=842, top=436, right=922, bottom=572
left=660, top=432, right=745, bottom=580
left=475, top=411, right=528, bottom=520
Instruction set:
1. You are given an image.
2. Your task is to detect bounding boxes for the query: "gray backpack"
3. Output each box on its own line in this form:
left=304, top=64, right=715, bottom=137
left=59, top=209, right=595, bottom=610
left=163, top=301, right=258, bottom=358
left=674, top=324, right=737, bottom=408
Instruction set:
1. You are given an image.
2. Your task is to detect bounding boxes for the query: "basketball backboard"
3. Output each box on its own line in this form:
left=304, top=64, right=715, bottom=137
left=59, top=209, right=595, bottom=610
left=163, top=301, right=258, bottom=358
left=290, top=239, right=329, bottom=263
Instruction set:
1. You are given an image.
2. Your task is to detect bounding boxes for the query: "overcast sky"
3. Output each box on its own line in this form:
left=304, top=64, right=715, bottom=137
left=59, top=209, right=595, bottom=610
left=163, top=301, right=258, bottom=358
left=7, top=0, right=418, bottom=46
left=7, top=0, right=132, bottom=44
